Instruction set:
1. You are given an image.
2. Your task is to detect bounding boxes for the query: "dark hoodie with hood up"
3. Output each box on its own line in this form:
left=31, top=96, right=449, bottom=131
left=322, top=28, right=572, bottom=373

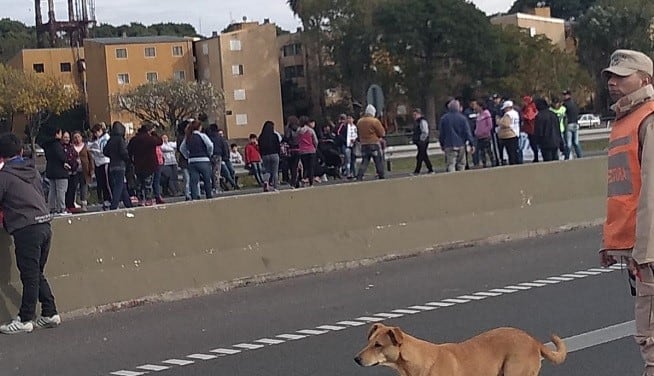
left=103, top=122, right=130, bottom=172
left=0, top=157, right=51, bottom=234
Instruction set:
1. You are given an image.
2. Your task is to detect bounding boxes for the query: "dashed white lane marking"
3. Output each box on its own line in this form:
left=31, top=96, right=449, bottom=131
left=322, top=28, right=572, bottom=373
left=409, top=305, right=438, bottom=311
left=136, top=364, right=170, bottom=371
left=108, top=264, right=626, bottom=375
left=392, top=309, right=421, bottom=314
left=356, top=316, right=386, bottom=322
left=255, top=338, right=286, bottom=345
left=162, top=359, right=194, bottom=366
left=457, top=295, right=487, bottom=301
left=337, top=320, right=367, bottom=326
left=317, top=325, right=347, bottom=331
left=374, top=312, right=404, bottom=318
left=297, top=329, right=329, bottom=335
left=210, top=348, right=241, bottom=355
left=505, top=285, right=533, bottom=290
left=233, top=343, right=265, bottom=350
left=473, top=291, right=503, bottom=297
left=276, top=333, right=307, bottom=340
left=187, top=354, right=217, bottom=360
left=490, top=288, right=519, bottom=293
left=442, top=298, right=471, bottom=304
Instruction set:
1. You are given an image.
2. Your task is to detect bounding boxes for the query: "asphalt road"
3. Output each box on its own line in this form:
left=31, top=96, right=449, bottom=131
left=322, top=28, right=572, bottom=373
left=0, top=226, right=642, bottom=375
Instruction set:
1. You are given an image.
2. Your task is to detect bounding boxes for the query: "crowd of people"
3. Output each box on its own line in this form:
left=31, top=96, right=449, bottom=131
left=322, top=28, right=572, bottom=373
left=432, top=90, right=585, bottom=173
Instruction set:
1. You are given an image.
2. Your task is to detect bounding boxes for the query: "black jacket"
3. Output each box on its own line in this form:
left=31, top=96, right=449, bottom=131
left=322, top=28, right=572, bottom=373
left=259, top=131, right=281, bottom=156
left=535, top=108, right=563, bottom=149
left=42, top=137, right=68, bottom=179
left=0, top=158, right=51, bottom=234
left=103, top=122, right=130, bottom=172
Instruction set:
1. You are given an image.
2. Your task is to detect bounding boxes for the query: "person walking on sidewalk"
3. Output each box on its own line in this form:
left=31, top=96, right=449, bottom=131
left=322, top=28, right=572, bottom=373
left=597, top=49, right=654, bottom=376
left=0, top=133, right=60, bottom=334
left=412, top=108, right=433, bottom=174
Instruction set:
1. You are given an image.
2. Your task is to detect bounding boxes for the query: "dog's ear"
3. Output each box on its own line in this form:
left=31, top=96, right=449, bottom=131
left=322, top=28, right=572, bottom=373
left=367, top=323, right=383, bottom=339
left=388, top=327, right=404, bottom=346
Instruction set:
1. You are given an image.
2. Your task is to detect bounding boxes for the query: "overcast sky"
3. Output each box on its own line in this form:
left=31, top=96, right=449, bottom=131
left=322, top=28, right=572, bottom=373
left=6, top=0, right=513, bottom=36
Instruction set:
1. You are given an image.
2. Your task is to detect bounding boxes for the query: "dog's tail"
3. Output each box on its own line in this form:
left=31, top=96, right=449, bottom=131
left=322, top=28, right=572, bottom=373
left=540, top=334, right=567, bottom=365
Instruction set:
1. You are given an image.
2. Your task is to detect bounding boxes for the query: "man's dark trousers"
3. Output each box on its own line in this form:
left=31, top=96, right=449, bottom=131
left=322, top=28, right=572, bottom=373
left=13, top=223, right=57, bottom=322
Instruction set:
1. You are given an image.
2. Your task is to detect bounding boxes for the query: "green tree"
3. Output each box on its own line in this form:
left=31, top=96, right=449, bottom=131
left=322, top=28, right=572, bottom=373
left=374, top=0, right=498, bottom=126
left=113, top=80, right=224, bottom=129
left=508, top=0, right=598, bottom=19
left=575, top=0, right=654, bottom=112
left=488, top=25, right=593, bottom=101
left=0, top=18, right=37, bottom=62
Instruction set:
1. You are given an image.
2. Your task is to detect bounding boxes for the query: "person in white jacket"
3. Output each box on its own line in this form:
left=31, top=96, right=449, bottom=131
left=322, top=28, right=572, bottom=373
left=87, top=123, right=111, bottom=209
left=159, top=134, right=179, bottom=197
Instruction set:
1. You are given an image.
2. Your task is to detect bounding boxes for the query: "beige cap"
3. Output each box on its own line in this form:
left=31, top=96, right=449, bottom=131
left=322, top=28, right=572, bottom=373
left=603, top=49, right=653, bottom=78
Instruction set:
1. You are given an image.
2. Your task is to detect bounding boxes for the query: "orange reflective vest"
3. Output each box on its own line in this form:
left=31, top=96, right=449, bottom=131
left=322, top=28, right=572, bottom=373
left=603, top=101, right=654, bottom=250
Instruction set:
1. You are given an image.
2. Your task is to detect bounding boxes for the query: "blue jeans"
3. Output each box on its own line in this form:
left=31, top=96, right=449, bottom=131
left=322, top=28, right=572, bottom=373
left=565, top=123, right=583, bottom=159
left=221, top=160, right=237, bottom=188
left=182, top=168, right=191, bottom=199
left=343, top=146, right=356, bottom=177
left=109, top=170, right=133, bottom=210
left=188, top=162, right=213, bottom=200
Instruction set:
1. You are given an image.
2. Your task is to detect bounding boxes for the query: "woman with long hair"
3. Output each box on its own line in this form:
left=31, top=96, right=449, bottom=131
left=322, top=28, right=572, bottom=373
left=297, top=116, right=318, bottom=187
left=66, top=131, right=94, bottom=212
left=179, top=120, right=214, bottom=200
left=258, top=120, right=281, bottom=191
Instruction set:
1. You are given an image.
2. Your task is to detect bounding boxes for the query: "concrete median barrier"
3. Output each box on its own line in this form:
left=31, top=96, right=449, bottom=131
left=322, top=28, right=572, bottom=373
left=0, top=157, right=608, bottom=321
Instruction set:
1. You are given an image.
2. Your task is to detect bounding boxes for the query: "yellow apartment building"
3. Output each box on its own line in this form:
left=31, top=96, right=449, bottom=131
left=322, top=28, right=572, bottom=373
left=8, top=47, right=85, bottom=91
left=195, top=21, right=284, bottom=139
left=84, top=36, right=195, bottom=134
left=491, top=6, right=567, bottom=50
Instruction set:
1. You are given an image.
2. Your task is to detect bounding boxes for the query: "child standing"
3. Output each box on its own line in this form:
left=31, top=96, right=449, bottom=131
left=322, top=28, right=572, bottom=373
left=0, top=133, right=60, bottom=334
left=244, top=134, right=265, bottom=186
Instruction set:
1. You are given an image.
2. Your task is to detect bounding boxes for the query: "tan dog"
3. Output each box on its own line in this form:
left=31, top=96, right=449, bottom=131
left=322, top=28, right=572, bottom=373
left=354, top=323, right=566, bottom=376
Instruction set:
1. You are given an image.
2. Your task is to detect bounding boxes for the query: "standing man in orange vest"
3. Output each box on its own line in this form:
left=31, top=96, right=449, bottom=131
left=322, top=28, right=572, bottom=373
left=599, top=49, right=654, bottom=376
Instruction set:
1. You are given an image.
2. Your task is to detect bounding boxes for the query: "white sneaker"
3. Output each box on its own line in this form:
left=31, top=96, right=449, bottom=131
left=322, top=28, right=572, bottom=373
left=0, top=317, right=34, bottom=334
left=34, top=314, right=61, bottom=329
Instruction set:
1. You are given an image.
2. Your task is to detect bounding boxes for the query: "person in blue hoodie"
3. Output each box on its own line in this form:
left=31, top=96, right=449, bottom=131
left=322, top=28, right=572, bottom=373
left=439, top=99, right=475, bottom=172
left=0, top=133, right=60, bottom=334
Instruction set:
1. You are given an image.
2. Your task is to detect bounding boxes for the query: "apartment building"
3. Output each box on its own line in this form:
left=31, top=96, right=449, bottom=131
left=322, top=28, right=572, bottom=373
left=195, top=21, right=284, bottom=139
left=8, top=47, right=85, bottom=91
left=491, top=6, right=567, bottom=50
left=84, top=35, right=195, bottom=132
left=278, top=30, right=307, bottom=89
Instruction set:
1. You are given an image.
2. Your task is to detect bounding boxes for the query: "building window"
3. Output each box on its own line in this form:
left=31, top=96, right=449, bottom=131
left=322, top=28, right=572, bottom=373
left=174, top=70, right=186, bottom=80
left=33, top=63, right=45, bottom=73
left=235, top=114, right=248, bottom=125
left=283, top=65, right=305, bottom=80
left=230, top=39, right=242, bottom=51
left=116, top=48, right=127, bottom=59
left=172, top=46, right=184, bottom=57
left=145, top=47, right=156, bottom=57
left=146, top=72, right=158, bottom=83
left=283, top=43, right=302, bottom=57
left=232, top=64, right=244, bottom=76
left=234, top=89, right=246, bottom=101
left=60, top=62, right=72, bottom=72
left=117, top=73, right=130, bottom=85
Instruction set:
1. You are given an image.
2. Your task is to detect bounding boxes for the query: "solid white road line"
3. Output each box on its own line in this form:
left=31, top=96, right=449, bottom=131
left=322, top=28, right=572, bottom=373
left=546, top=321, right=635, bottom=353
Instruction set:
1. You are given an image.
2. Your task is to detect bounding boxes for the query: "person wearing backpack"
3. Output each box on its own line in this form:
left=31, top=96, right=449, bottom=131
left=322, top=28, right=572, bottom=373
left=284, top=115, right=302, bottom=188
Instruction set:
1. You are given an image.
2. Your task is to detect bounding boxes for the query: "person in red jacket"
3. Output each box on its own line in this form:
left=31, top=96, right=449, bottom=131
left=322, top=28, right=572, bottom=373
left=522, top=95, right=539, bottom=162
left=244, top=134, right=264, bottom=186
